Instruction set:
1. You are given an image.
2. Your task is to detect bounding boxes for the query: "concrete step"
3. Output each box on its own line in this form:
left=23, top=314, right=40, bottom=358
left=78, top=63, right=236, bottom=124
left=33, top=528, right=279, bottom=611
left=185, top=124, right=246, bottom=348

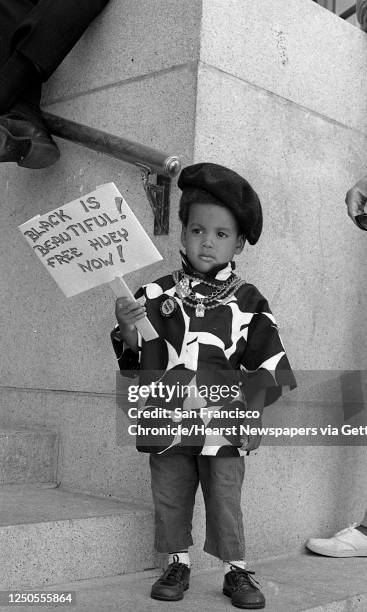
left=4, top=555, right=366, bottom=612
left=0, top=426, right=57, bottom=484
left=0, top=484, right=156, bottom=589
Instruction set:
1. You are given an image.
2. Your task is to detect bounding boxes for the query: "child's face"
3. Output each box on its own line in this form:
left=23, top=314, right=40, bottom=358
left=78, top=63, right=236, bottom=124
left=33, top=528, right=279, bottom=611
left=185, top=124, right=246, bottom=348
left=181, top=203, right=245, bottom=273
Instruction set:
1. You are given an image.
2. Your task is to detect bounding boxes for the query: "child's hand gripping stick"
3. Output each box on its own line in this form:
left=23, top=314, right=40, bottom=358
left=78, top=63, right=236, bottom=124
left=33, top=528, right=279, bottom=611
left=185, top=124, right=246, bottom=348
left=110, top=275, right=158, bottom=341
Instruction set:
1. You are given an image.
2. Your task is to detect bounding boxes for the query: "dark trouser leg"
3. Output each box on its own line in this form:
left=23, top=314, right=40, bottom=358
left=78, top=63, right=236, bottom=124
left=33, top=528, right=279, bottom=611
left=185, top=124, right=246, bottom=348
left=0, top=0, right=110, bottom=111
left=0, top=0, right=109, bottom=166
left=0, top=0, right=38, bottom=55
left=358, top=509, right=367, bottom=535
left=199, top=455, right=246, bottom=560
left=149, top=453, right=199, bottom=553
left=10, top=0, right=110, bottom=79
left=0, top=0, right=41, bottom=110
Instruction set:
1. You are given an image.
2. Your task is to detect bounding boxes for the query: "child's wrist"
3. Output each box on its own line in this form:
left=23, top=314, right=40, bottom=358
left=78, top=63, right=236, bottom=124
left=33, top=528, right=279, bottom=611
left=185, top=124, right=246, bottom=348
left=119, top=324, right=139, bottom=352
left=118, top=320, right=135, bottom=333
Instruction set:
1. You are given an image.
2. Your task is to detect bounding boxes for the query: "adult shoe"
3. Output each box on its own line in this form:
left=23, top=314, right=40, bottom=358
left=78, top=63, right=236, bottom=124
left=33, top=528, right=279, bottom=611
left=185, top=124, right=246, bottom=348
left=0, top=109, right=59, bottom=169
left=306, top=524, right=367, bottom=557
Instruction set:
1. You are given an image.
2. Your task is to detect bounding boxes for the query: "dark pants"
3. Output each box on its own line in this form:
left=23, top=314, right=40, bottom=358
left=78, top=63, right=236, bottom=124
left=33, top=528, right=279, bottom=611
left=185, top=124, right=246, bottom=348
left=0, top=0, right=110, bottom=106
left=150, top=453, right=246, bottom=561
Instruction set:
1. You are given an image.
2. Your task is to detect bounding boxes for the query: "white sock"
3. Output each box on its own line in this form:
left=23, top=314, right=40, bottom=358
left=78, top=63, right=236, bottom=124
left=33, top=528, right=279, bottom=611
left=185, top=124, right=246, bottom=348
left=223, top=559, right=247, bottom=574
left=168, top=551, right=190, bottom=568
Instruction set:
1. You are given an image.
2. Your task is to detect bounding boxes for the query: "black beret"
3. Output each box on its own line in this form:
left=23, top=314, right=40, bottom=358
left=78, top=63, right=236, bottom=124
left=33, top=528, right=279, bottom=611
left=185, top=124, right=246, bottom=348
left=177, top=162, right=262, bottom=245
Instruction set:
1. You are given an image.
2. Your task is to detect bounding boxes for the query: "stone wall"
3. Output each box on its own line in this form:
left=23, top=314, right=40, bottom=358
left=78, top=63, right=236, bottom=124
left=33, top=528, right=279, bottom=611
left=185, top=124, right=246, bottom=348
left=1, top=0, right=366, bottom=567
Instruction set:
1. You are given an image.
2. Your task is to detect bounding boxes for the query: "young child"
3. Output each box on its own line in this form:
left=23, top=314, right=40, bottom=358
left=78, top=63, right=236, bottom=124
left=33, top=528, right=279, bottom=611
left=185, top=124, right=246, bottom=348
left=111, top=163, right=296, bottom=609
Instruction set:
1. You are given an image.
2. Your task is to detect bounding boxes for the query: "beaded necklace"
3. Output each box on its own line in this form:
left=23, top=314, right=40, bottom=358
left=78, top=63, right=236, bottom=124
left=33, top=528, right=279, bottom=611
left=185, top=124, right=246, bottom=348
left=172, top=269, right=246, bottom=317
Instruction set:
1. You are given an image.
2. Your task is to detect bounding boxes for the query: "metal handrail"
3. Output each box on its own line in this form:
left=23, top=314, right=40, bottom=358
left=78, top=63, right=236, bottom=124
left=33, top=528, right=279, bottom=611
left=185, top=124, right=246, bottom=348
left=43, top=112, right=182, bottom=234
left=43, top=112, right=181, bottom=179
left=312, top=1, right=356, bottom=20
left=340, top=4, right=356, bottom=19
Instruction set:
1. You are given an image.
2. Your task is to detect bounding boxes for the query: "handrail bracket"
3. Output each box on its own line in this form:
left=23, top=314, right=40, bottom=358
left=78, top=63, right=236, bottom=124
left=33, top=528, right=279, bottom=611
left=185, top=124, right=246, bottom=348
left=140, top=167, right=170, bottom=235
left=43, top=112, right=181, bottom=236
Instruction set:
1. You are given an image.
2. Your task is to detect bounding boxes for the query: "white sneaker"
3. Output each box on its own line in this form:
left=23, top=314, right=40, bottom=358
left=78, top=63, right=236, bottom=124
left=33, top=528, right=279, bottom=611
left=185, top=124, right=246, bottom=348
left=306, top=524, right=367, bottom=557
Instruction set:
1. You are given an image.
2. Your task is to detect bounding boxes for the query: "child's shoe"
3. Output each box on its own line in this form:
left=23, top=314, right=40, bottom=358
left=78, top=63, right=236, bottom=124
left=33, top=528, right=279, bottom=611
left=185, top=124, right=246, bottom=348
left=151, top=556, right=190, bottom=601
left=223, top=565, right=265, bottom=609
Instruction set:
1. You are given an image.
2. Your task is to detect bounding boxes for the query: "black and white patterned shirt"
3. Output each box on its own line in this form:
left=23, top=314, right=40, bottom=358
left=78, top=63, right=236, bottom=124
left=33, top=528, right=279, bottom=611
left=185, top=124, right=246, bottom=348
left=112, top=258, right=296, bottom=456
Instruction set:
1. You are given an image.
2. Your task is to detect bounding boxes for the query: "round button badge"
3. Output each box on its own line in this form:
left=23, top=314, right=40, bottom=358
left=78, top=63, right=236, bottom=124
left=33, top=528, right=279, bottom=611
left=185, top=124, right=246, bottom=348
left=159, top=297, right=178, bottom=318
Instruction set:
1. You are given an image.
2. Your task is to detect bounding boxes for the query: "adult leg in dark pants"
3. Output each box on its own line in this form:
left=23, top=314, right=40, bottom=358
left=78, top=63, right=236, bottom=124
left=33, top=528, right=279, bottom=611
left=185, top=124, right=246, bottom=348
left=0, top=0, right=110, bottom=168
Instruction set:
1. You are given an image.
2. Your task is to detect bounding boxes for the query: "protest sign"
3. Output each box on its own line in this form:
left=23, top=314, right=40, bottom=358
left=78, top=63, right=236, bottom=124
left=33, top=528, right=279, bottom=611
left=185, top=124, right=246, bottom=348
left=19, top=182, right=162, bottom=298
left=19, top=182, right=162, bottom=340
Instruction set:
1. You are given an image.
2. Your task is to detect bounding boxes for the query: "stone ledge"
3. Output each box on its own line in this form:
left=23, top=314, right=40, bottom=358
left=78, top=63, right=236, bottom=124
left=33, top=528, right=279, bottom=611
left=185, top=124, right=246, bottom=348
left=0, top=484, right=156, bottom=589
left=24, top=554, right=367, bottom=612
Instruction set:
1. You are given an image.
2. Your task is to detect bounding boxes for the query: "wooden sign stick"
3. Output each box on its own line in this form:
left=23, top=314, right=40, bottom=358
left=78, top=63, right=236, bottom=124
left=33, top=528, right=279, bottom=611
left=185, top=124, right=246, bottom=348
left=110, top=275, right=158, bottom=342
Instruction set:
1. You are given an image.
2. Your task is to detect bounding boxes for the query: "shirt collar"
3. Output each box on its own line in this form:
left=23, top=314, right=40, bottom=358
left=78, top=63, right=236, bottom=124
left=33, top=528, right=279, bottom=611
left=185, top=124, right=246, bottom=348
left=180, top=251, right=235, bottom=281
